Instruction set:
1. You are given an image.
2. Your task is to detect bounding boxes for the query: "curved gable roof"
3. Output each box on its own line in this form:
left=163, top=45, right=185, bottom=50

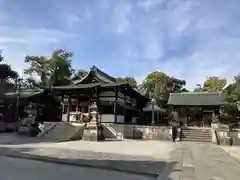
left=74, top=66, right=116, bottom=84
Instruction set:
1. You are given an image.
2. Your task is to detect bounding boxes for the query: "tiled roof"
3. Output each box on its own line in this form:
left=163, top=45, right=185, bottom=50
left=167, top=92, right=224, bottom=106
left=74, top=66, right=116, bottom=84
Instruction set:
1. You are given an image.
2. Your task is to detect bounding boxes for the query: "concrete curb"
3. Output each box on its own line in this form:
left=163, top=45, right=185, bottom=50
left=219, top=147, right=240, bottom=169
left=0, top=152, right=159, bottom=178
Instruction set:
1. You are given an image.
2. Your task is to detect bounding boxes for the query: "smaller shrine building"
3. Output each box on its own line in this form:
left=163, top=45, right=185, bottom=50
left=168, top=92, right=225, bottom=127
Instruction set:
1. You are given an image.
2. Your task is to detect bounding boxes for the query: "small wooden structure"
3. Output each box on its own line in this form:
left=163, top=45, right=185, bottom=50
left=143, top=100, right=167, bottom=125
left=167, top=92, right=224, bottom=127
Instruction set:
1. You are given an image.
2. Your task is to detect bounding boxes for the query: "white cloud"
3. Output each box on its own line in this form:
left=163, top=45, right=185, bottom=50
left=109, top=0, right=240, bottom=90
left=142, top=31, right=163, bottom=59
left=113, top=1, right=132, bottom=34
left=137, top=0, right=165, bottom=11
left=135, top=35, right=240, bottom=90
left=62, top=8, right=92, bottom=29
left=0, top=0, right=240, bottom=92
left=0, top=26, right=76, bottom=76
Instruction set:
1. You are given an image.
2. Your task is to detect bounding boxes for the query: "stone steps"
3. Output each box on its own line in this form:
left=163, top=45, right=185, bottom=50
left=181, top=128, right=212, bottom=143
left=37, top=122, right=84, bottom=142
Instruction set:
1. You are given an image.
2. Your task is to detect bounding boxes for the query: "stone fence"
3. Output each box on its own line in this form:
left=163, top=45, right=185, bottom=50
left=109, top=124, right=172, bottom=140
left=213, top=123, right=240, bottom=145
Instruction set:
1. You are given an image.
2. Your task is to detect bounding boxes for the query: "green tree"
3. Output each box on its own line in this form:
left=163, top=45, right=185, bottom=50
left=72, top=69, right=88, bottom=82
left=48, top=49, right=74, bottom=86
left=142, top=72, right=186, bottom=107
left=24, top=55, right=51, bottom=87
left=0, top=52, right=18, bottom=96
left=116, top=77, right=137, bottom=88
left=24, top=49, right=74, bottom=87
left=193, top=84, right=204, bottom=92
left=222, top=75, right=240, bottom=103
left=203, top=76, right=227, bottom=92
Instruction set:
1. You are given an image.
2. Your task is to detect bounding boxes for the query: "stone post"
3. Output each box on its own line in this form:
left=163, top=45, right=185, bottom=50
left=211, top=111, right=220, bottom=144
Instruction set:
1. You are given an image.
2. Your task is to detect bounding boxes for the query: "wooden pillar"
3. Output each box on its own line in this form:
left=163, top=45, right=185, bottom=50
left=124, top=89, right=126, bottom=124
left=61, top=95, right=64, bottom=114
left=114, top=88, right=118, bottom=123
left=151, top=101, right=155, bottom=125
left=96, top=87, right=99, bottom=124
left=67, top=95, right=71, bottom=122
left=76, top=100, right=79, bottom=112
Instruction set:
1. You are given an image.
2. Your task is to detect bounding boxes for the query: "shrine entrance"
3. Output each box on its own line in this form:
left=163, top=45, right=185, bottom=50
left=168, top=92, right=224, bottom=128
left=174, top=106, right=215, bottom=127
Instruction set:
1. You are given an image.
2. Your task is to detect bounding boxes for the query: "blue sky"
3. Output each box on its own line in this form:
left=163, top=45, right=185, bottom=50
left=0, top=0, right=240, bottom=89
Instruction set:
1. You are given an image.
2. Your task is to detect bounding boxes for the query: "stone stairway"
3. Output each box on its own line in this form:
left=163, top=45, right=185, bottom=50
left=37, top=122, right=84, bottom=142
left=180, top=128, right=212, bottom=143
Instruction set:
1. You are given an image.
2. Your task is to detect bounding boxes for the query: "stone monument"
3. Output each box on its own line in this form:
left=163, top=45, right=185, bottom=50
left=82, top=102, right=99, bottom=141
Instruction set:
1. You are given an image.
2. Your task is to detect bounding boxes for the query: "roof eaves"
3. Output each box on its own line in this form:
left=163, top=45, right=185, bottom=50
left=73, top=69, right=92, bottom=85
left=91, top=66, right=116, bottom=83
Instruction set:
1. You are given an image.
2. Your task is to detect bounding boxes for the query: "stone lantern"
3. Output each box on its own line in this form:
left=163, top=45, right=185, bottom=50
left=89, top=102, right=98, bottom=124
left=82, top=102, right=100, bottom=141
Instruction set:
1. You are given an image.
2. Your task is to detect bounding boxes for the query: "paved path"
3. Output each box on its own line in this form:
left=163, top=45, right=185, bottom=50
left=220, top=145, right=240, bottom=161
left=0, top=156, right=154, bottom=180
left=1, top=134, right=240, bottom=180
left=164, top=142, right=240, bottom=180
left=0, top=146, right=167, bottom=178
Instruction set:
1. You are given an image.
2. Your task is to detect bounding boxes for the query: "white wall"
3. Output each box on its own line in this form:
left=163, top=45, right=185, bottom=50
left=100, top=114, right=114, bottom=123
left=117, top=115, right=125, bottom=123
left=99, top=91, right=114, bottom=96
left=100, top=114, right=125, bottom=123
left=132, top=117, right=137, bottom=124
left=99, top=97, right=115, bottom=101
left=118, top=92, right=124, bottom=98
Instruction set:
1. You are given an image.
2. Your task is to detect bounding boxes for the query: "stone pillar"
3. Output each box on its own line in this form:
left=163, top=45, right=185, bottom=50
left=211, top=122, right=220, bottom=144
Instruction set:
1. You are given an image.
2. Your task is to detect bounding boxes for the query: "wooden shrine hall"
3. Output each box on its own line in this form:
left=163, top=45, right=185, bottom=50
left=44, top=66, right=149, bottom=124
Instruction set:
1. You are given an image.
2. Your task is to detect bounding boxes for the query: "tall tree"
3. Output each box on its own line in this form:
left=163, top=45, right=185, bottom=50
left=48, top=49, right=74, bottom=86
left=142, top=71, right=186, bottom=107
left=72, top=69, right=88, bottom=82
left=24, top=49, right=74, bottom=88
left=193, top=84, right=204, bottom=92
left=24, top=56, right=51, bottom=87
left=116, top=77, right=137, bottom=88
left=222, top=75, right=240, bottom=103
left=203, top=76, right=227, bottom=92
left=0, top=52, right=18, bottom=96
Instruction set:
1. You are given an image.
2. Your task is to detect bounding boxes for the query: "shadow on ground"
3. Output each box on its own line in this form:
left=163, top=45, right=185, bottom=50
left=0, top=133, right=124, bottom=145
left=0, top=146, right=181, bottom=179
left=0, top=133, right=74, bottom=144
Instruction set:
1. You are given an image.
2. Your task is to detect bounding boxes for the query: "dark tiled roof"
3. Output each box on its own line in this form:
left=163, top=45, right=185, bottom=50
left=167, top=92, right=224, bottom=106
left=51, top=83, right=101, bottom=90
left=74, top=66, right=116, bottom=84
left=48, top=83, right=149, bottom=102
left=4, top=90, right=43, bottom=99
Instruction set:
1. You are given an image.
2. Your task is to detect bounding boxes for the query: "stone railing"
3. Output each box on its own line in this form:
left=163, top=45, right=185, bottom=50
left=109, top=124, right=172, bottom=141
left=212, top=123, right=240, bottom=145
